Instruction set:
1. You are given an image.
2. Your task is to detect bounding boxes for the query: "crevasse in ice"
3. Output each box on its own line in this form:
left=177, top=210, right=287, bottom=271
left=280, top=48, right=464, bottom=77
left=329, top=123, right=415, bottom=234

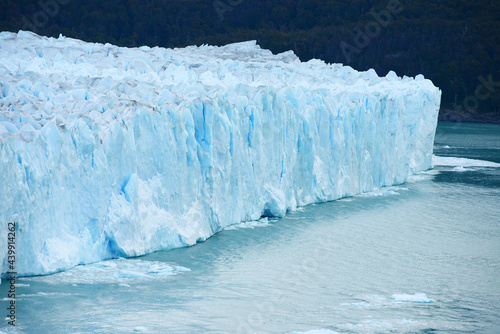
left=0, top=31, right=441, bottom=276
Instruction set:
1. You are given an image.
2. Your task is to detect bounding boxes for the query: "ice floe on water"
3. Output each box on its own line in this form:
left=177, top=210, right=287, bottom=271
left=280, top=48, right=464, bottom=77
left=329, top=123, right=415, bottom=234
left=452, top=166, right=475, bottom=172
left=224, top=217, right=277, bottom=230
left=406, top=169, right=440, bottom=182
left=24, top=258, right=190, bottom=285
left=433, top=155, right=500, bottom=168
left=434, top=144, right=451, bottom=149
left=391, top=293, right=435, bottom=303
left=132, top=326, right=148, bottom=332
left=323, top=293, right=469, bottom=334
left=357, top=186, right=409, bottom=197
left=334, top=186, right=410, bottom=202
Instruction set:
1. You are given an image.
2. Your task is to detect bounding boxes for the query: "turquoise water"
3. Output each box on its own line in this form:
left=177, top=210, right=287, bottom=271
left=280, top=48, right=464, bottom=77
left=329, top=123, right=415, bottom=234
left=1, top=122, right=500, bottom=334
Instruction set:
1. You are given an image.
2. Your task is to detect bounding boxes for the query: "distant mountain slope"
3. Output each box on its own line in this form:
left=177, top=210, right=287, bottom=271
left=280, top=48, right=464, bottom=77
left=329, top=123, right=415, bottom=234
left=1, top=0, right=498, bottom=117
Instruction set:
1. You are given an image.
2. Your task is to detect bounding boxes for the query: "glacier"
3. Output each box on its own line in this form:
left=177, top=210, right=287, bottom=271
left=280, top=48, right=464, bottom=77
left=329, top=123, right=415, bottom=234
left=0, top=31, right=441, bottom=277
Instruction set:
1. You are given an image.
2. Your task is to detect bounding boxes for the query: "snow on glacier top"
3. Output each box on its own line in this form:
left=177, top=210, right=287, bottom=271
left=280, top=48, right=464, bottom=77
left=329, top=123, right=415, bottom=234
left=0, top=30, right=432, bottom=142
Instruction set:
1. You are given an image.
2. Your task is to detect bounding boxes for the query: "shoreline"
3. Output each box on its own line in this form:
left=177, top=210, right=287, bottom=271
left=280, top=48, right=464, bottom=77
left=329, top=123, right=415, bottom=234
left=438, top=109, right=500, bottom=124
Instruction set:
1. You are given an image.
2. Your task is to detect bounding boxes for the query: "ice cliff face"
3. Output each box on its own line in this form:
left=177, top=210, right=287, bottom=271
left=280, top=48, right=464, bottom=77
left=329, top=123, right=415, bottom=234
left=0, top=31, right=441, bottom=276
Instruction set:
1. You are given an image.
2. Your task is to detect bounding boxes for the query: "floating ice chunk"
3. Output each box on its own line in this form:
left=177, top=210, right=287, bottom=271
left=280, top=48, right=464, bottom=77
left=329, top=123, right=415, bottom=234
left=453, top=166, right=474, bottom=172
left=391, top=293, right=435, bottom=303
left=407, top=169, right=440, bottom=182
left=224, top=218, right=274, bottom=230
left=18, top=292, right=75, bottom=298
left=93, top=261, right=118, bottom=269
left=174, top=266, right=191, bottom=272
left=117, top=270, right=152, bottom=279
left=24, top=259, right=190, bottom=285
left=147, top=263, right=173, bottom=273
left=358, top=186, right=408, bottom=197
left=432, top=155, right=500, bottom=168
left=146, top=264, right=178, bottom=276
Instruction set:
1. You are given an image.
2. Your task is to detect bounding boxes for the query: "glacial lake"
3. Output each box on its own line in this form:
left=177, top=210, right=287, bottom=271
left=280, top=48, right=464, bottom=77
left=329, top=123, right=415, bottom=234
left=1, top=122, right=499, bottom=334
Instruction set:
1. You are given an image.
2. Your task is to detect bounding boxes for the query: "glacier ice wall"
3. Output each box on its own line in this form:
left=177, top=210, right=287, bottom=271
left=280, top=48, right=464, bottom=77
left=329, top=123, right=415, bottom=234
left=0, top=31, right=441, bottom=276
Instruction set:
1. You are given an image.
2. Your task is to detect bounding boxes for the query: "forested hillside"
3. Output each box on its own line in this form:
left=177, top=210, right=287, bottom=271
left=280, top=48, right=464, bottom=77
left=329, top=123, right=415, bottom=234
left=1, top=0, right=498, bottom=116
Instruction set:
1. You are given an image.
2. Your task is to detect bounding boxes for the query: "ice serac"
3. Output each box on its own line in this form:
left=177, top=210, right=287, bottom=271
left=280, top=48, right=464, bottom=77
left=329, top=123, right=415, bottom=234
left=0, top=31, right=441, bottom=276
